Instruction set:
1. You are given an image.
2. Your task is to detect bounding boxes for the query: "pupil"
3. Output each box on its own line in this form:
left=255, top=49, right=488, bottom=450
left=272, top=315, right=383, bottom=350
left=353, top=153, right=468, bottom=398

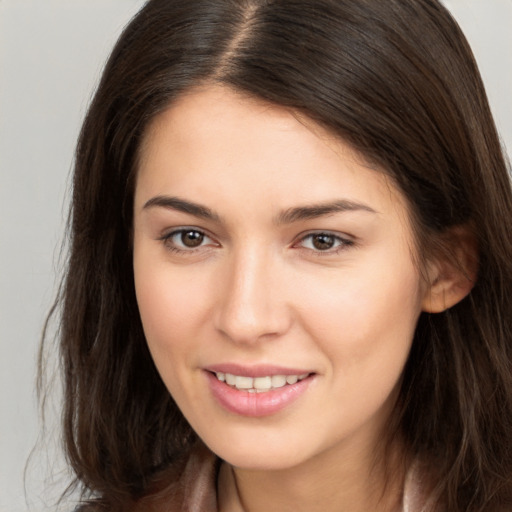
left=313, top=234, right=334, bottom=250
left=182, top=230, right=203, bottom=248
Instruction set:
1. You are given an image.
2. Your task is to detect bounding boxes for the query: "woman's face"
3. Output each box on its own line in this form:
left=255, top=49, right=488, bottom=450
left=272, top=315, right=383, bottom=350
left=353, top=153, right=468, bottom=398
left=133, top=85, right=430, bottom=471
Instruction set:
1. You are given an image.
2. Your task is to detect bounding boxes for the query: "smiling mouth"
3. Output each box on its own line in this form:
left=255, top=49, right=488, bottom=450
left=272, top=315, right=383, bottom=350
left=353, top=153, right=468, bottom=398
left=214, top=372, right=310, bottom=393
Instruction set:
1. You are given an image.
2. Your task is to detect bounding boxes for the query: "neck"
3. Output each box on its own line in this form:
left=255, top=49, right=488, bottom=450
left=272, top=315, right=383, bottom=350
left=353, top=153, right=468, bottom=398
left=218, top=436, right=407, bottom=512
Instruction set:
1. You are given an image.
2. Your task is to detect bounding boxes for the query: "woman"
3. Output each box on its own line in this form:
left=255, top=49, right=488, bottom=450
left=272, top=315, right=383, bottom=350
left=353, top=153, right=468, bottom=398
left=45, top=0, right=512, bottom=510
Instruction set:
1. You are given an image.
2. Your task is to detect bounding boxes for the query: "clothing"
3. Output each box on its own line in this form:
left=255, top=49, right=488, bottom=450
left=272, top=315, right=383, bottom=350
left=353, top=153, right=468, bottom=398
left=135, top=442, right=438, bottom=512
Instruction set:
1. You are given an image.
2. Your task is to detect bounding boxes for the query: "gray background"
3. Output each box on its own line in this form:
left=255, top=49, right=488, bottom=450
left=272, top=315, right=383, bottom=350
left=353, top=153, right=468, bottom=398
left=0, top=1, right=510, bottom=511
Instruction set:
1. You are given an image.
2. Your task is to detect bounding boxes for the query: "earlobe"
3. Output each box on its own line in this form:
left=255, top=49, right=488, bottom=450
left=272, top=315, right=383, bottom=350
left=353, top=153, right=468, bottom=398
left=421, top=226, right=478, bottom=313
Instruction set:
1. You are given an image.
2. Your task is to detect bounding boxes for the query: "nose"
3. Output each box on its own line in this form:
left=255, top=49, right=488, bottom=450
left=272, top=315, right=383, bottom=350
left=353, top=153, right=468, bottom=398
left=213, top=247, right=292, bottom=345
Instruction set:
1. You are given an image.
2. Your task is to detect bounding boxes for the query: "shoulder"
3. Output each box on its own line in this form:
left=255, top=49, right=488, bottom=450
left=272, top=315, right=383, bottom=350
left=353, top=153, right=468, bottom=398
left=133, top=442, right=219, bottom=512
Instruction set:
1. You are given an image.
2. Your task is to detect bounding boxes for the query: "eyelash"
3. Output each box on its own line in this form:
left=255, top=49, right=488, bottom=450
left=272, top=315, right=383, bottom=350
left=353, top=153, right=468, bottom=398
left=159, top=229, right=355, bottom=255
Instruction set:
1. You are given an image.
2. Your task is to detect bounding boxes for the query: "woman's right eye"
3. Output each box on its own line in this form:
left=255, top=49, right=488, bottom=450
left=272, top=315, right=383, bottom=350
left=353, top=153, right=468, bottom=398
left=160, top=229, right=215, bottom=252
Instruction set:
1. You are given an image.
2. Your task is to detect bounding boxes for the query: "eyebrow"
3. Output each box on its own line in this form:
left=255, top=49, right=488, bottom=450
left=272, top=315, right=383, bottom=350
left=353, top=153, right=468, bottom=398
left=142, top=195, right=377, bottom=224
left=275, top=200, right=378, bottom=224
left=143, top=196, right=221, bottom=222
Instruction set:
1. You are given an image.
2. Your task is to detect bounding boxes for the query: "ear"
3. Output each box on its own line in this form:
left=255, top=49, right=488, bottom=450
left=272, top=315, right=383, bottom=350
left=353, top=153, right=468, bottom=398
left=421, top=225, right=478, bottom=313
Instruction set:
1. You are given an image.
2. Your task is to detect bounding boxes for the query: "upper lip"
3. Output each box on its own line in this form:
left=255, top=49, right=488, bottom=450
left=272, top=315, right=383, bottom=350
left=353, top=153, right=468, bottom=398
left=205, top=363, right=313, bottom=378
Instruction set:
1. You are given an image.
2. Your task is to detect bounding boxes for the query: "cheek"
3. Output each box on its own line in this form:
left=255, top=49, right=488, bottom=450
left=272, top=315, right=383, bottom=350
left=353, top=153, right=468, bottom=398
left=294, top=253, right=423, bottom=372
left=133, top=252, right=212, bottom=371
left=134, top=266, right=212, bottom=416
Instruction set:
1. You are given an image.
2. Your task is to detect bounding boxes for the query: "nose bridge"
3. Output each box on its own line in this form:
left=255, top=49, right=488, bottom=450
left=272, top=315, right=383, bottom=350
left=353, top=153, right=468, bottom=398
left=215, top=242, right=288, bottom=344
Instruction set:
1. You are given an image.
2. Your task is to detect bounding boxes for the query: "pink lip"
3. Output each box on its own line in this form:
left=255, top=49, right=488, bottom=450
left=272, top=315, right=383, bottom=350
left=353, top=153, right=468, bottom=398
left=205, top=368, right=314, bottom=417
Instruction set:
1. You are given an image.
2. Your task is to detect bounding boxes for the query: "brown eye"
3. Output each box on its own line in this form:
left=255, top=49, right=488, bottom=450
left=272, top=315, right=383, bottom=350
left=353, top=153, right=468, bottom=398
left=312, top=233, right=336, bottom=250
left=162, top=228, right=213, bottom=252
left=298, top=232, right=353, bottom=253
left=180, top=230, right=204, bottom=248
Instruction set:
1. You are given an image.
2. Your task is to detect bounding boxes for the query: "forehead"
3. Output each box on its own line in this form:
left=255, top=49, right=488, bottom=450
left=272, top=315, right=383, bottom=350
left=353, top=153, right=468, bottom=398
left=135, top=85, right=409, bottom=225
left=139, top=85, right=346, bottom=168
left=139, top=84, right=373, bottom=169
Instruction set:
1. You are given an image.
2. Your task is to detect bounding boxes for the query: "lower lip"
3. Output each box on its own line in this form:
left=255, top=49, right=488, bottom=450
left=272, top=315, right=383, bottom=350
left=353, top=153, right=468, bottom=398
left=205, top=372, right=313, bottom=417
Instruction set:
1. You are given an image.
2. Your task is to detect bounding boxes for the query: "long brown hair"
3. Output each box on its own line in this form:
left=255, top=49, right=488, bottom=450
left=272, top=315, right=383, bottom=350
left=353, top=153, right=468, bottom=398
left=41, top=0, right=512, bottom=510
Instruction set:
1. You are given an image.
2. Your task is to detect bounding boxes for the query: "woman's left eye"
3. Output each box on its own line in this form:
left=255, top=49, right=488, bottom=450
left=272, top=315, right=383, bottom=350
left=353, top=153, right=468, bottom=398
left=160, top=229, right=215, bottom=252
left=297, top=232, right=354, bottom=253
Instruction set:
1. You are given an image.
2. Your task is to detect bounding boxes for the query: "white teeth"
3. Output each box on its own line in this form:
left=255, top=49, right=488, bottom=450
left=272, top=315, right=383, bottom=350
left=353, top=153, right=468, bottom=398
left=234, top=376, right=253, bottom=389
left=253, top=376, right=272, bottom=390
left=271, top=375, right=287, bottom=388
left=286, top=375, right=298, bottom=385
left=215, top=372, right=310, bottom=392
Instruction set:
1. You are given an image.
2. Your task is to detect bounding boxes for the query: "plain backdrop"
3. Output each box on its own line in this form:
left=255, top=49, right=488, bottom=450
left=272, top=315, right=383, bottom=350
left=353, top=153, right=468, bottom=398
left=0, top=1, right=510, bottom=511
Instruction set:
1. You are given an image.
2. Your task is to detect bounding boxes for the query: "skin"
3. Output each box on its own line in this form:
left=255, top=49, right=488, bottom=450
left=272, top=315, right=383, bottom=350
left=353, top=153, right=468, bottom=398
left=132, top=85, right=465, bottom=512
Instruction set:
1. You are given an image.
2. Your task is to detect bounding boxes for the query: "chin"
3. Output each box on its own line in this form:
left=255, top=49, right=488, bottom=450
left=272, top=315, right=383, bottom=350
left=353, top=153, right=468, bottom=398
left=221, top=448, right=305, bottom=471
left=198, top=428, right=314, bottom=471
